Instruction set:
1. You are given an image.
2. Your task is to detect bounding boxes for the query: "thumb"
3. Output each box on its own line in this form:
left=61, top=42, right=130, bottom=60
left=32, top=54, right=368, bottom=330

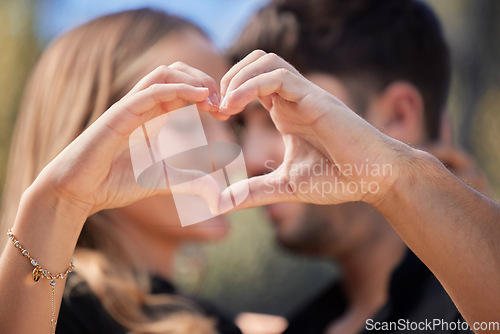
left=220, top=172, right=293, bottom=212
left=169, top=170, right=221, bottom=215
left=136, top=161, right=222, bottom=215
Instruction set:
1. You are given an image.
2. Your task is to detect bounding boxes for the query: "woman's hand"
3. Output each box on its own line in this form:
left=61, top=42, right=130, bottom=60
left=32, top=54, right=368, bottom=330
left=218, top=50, right=407, bottom=209
left=33, top=63, right=221, bottom=216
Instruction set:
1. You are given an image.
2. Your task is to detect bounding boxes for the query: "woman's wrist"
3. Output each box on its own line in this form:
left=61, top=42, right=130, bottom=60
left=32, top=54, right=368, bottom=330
left=1, top=178, right=88, bottom=334
left=8, top=180, right=88, bottom=273
left=12, top=179, right=90, bottom=252
left=23, top=178, right=92, bottom=227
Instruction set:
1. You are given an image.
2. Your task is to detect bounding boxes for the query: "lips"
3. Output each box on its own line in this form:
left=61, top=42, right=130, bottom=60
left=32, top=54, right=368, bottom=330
left=266, top=202, right=294, bottom=224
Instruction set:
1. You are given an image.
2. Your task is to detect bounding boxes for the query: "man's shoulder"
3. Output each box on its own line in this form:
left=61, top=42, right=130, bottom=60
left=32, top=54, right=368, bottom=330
left=373, top=250, right=471, bottom=333
left=283, top=280, right=346, bottom=334
left=284, top=250, right=469, bottom=334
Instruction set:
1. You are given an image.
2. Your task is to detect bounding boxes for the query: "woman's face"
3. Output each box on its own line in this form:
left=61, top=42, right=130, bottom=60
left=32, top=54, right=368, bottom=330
left=118, top=29, right=232, bottom=242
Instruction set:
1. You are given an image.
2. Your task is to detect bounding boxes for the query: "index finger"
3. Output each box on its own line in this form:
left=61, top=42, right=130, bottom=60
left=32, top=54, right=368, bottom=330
left=125, top=65, right=200, bottom=96
left=170, top=61, right=220, bottom=106
left=220, top=68, right=309, bottom=115
left=220, top=50, right=267, bottom=97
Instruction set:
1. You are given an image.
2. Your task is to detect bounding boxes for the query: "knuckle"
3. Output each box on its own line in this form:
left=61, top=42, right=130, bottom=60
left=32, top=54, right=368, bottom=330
left=149, top=83, right=162, bottom=92
left=153, top=65, right=172, bottom=80
left=272, top=68, right=291, bottom=85
left=277, top=67, right=290, bottom=78
left=170, top=61, right=186, bottom=69
left=147, top=84, right=164, bottom=102
left=251, top=49, right=267, bottom=57
left=240, top=66, right=254, bottom=79
left=252, top=49, right=267, bottom=56
left=154, top=65, right=169, bottom=74
left=220, top=76, right=230, bottom=88
left=266, top=52, right=280, bottom=62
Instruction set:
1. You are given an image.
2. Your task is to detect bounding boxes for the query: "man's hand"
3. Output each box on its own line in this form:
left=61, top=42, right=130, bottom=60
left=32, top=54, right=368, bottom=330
left=218, top=50, right=407, bottom=210
left=218, top=51, right=500, bottom=330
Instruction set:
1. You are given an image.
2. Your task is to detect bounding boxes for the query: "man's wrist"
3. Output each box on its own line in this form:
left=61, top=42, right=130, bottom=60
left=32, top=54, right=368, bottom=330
left=369, top=146, right=442, bottom=213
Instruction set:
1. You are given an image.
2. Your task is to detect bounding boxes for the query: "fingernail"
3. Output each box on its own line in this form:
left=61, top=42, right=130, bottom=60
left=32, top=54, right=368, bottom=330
left=210, top=93, right=220, bottom=107
left=205, top=97, right=214, bottom=107
left=220, top=95, right=227, bottom=111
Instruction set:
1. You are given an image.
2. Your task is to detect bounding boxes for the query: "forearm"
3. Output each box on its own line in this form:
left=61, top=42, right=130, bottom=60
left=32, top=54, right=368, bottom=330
left=220, top=51, right=500, bottom=330
left=374, top=149, right=500, bottom=330
left=314, top=105, right=500, bottom=326
left=0, top=181, right=88, bottom=333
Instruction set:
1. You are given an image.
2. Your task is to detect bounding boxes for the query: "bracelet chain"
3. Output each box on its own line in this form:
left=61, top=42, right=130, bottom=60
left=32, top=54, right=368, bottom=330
left=7, top=228, right=75, bottom=334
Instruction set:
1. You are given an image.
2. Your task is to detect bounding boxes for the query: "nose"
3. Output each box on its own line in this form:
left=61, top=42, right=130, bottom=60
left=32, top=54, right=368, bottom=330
left=242, top=127, right=283, bottom=177
left=201, top=113, right=234, bottom=143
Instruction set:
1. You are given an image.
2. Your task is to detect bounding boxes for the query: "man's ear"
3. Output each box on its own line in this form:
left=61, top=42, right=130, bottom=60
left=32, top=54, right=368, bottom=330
left=365, top=81, right=424, bottom=145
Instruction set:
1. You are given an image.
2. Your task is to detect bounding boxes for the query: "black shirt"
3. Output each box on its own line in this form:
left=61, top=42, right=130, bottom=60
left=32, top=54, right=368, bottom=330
left=284, top=250, right=472, bottom=334
left=57, top=272, right=241, bottom=334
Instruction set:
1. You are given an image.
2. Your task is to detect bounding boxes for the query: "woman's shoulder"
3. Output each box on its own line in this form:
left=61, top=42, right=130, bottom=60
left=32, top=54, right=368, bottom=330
left=57, top=272, right=127, bottom=334
left=58, top=272, right=241, bottom=334
left=151, top=275, right=242, bottom=334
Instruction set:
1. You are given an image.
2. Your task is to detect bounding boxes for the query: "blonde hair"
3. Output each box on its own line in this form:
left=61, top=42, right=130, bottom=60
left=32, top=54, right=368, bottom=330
left=1, top=9, right=218, bottom=333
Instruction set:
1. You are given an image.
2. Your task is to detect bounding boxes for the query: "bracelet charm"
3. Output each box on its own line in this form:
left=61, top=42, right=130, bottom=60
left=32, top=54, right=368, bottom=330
left=7, top=228, right=74, bottom=334
left=33, top=267, right=41, bottom=282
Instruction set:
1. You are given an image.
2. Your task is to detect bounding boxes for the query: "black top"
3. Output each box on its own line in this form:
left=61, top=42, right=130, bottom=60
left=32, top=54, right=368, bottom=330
left=57, top=272, right=241, bottom=334
left=284, top=250, right=472, bottom=334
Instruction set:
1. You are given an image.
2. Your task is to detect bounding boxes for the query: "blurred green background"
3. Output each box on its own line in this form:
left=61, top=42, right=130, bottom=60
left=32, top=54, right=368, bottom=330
left=1, top=0, right=500, bottom=319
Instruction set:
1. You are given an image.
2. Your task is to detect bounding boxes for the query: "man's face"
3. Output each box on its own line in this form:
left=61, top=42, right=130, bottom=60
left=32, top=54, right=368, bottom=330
left=234, top=74, right=389, bottom=257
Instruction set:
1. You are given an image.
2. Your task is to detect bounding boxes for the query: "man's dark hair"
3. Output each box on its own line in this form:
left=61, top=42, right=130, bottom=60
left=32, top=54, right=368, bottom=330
left=229, top=0, right=450, bottom=139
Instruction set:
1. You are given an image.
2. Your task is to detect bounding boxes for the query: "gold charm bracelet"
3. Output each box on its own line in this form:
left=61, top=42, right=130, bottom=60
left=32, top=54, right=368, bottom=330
left=7, top=228, right=75, bottom=334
